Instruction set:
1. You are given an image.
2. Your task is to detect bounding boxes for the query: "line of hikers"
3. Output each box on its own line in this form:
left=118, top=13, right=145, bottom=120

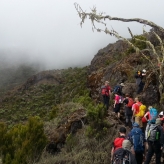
left=111, top=118, right=164, bottom=164
left=100, top=69, right=164, bottom=163
left=101, top=69, right=147, bottom=114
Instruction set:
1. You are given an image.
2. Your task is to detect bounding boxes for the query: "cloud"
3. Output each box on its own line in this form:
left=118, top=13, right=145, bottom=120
left=0, top=0, right=163, bottom=70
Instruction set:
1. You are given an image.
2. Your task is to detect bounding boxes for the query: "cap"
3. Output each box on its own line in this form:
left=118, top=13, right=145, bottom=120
left=156, top=118, right=162, bottom=125
left=142, top=69, right=146, bottom=73
left=133, top=122, right=139, bottom=127
left=159, top=111, right=163, bottom=116
left=120, top=83, right=125, bottom=87
left=105, top=81, right=109, bottom=84
left=119, top=127, right=126, bottom=133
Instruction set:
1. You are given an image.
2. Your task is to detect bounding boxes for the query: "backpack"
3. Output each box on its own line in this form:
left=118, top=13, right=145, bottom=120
left=135, top=104, right=146, bottom=117
left=147, top=124, right=160, bottom=142
left=101, top=86, right=108, bottom=96
left=127, top=98, right=134, bottom=108
left=130, top=128, right=144, bottom=152
left=113, top=148, right=131, bottom=164
left=114, top=137, right=125, bottom=151
left=113, top=85, right=121, bottom=94
left=149, top=108, right=158, bottom=123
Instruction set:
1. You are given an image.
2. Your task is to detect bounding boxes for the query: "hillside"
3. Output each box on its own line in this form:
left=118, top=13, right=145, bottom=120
left=0, top=67, right=88, bottom=126
left=0, top=34, right=163, bottom=164
left=0, top=62, right=43, bottom=96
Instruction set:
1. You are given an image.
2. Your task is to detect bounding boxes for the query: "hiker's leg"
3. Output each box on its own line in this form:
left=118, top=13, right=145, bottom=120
left=129, top=115, right=132, bottom=128
left=140, top=81, right=145, bottom=92
left=137, top=82, right=142, bottom=94
left=117, top=104, right=121, bottom=119
left=154, top=144, right=162, bottom=164
left=144, top=142, right=154, bottom=164
left=135, top=151, right=143, bottom=164
left=103, top=95, right=106, bottom=107
left=125, top=114, right=128, bottom=126
left=106, top=96, right=109, bottom=110
left=117, top=112, right=120, bottom=119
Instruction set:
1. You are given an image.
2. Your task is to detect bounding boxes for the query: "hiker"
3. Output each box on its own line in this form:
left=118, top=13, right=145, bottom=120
left=123, top=94, right=134, bottom=127
left=113, top=82, right=125, bottom=96
left=161, top=120, right=164, bottom=163
left=101, top=81, right=111, bottom=110
left=128, top=123, right=145, bottom=164
left=111, top=127, right=126, bottom=162
left=113, top=93, right=122, bottom=119
left=132, top=97, right=143, bottom=128
left=144, top=118, right=164, bottom=164
left=112, top=140, right=137, bottom=164
left=159, top=111, right=164, bottom=120
left=142, top=106, right=158, bottom=124
left=135, top=69, right=146, bottom=94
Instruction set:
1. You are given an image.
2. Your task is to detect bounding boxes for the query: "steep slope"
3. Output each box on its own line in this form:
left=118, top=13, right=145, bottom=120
left=0, top=35, right=162, bottom=164
left=0, top=67, right=88, bottom=126
left=87, top=39, right=160, bottom=106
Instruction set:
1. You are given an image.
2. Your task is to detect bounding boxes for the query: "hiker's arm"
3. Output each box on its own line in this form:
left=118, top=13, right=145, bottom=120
left=132, top=106, right=136, bottom=119
left=144, top=112, right=148, bottom=121
left=145, top=124, right=149, bottom=141
left=109, top=89, right=111, bottom=96
left=111, top=147, right=114, bottom=161
left=114, top=99, right=117, bottom=108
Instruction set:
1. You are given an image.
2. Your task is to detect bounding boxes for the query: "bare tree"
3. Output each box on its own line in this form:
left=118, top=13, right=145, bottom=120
left=74, top=3, right=164, bottom=103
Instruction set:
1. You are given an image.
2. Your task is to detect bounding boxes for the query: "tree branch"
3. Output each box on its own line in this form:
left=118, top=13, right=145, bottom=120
left=74, top=3, right=164, bottom=33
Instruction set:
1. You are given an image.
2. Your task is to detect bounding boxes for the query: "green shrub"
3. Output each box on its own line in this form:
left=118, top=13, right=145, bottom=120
left=0, top=117, right=47, bottom=164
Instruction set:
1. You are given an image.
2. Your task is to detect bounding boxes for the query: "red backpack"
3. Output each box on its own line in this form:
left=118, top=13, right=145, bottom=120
left=127, top=98, right=134, bottom=107
left=113, top=137, right=125, bottom=151
left=101, top=86, right=109, bottom=96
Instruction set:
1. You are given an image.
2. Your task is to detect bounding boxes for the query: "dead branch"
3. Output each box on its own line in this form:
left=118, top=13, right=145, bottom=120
left=74, top=3, right=164, bottom=33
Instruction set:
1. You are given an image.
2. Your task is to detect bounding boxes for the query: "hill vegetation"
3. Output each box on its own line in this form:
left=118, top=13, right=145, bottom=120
left=0, top=33, right=163, bottom=164
left=0, top=63, right=42, bottom=96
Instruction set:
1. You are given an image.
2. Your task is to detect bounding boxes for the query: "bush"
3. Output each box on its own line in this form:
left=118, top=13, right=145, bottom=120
left=0, top=117, right=47, bottom=164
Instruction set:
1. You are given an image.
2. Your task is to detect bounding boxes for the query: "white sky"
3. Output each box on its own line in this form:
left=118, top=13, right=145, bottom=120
left=0, top=0, right=163, bottom=69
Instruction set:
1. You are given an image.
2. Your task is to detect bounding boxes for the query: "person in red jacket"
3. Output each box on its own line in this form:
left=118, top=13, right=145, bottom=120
left=132, top=97, right=142, bottom=128
left=111, top=127, right=126, bottom=162
left=101, top=81, right=111, bottom=111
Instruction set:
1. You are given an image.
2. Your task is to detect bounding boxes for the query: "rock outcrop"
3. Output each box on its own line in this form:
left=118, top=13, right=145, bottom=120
left=87, top=39, right=160, bottom=105
left=45, top=109, right=86, bottom=154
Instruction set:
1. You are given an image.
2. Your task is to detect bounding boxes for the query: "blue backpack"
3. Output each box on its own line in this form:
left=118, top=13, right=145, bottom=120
left=130, top=128, right=144, bottom=152
left=149, top=108, right=158, bottom=123
left=113, top=85, right=121, bottom=94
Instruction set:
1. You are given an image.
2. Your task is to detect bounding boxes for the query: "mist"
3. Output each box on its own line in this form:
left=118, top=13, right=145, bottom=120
left=0, top=0, right=164, bottom=70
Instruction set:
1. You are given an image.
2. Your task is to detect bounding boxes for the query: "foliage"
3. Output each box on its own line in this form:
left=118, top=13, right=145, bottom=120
left=74, top=93, right=110, bottom=139
left=0, top=117, right=47, bottom=164
left=126, top=35, right=147, bottom=54
left=0, top=67, right=88, bottom=126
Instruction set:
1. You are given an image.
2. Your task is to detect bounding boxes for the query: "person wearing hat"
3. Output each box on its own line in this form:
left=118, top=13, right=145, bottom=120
left=128, top=122, right=145, bottom=164
left=144, top=118, right=164, bottom=164
left=111, top=127, right=126, bottom=162
left=134, top=69, right=146, bottom=94
left=101, top=81, right=111, bottom=111
left=132, top=97, right=143, bottom=129
left=113, top=82, right=125, bottom=96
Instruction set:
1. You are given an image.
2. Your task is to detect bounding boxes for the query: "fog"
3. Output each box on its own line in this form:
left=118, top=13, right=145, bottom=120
left=0, top=0, right=164, bottom=70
